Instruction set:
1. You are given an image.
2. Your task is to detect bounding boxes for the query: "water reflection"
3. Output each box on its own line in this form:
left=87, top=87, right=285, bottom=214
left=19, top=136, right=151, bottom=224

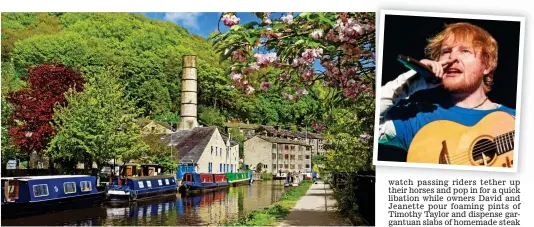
left=2, top=180, right=287, bottom=226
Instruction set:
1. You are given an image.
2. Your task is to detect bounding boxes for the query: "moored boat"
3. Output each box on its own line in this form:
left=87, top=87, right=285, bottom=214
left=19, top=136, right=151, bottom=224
left=225, top=172, right=252, bottom=186
left=178, top=173, right=229, bottom=194
left=106, top=175, right=177, bottom=203
left=1, top=175, right=106, bottom=219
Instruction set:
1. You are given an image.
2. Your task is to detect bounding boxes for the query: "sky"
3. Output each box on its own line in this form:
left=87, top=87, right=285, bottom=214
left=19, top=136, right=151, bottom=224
left=141, top=12, right=287, bottom=38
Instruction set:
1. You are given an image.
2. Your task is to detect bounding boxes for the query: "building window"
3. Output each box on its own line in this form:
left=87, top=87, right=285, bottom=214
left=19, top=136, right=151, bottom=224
left=306, top=147, right=311, bottom=151
left=290, top=164, right=295, bottom=169
left=272, top=153, right=276, bottom=159
left=305, top=155, right=310, bottom=159
left=33, top=184, right=49, bottom=197
left=220, top=163, right=222, bottom=172
left=278, top=154, right=283, bottom=159
left=264, top=164, right=267, bottom=169
left=298, top=155, right=303, bottom=160
left=63, top=182, right=76, bottom=194
left=80, top=181, right=92, bottom=192
left=211, top=146, right=213, bottom=155
left=272, top=144, right=276, bottom=149
left=298, top=164, right=302, bottom=169
left=284, top=164, right=289, bottom=169
left=285, top=154, right=289, bottom=159
left=279, top=164, right=283, bottom=168
left=306, top=164, right=310, bottom=168
left=273, top=164, right=277, bottom=170
left=290, top=155, right=295, bottom=160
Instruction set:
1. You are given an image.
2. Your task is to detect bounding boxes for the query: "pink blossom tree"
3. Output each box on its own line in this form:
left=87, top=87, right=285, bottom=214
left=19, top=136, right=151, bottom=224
left=210, top=12, right=375, bottom=101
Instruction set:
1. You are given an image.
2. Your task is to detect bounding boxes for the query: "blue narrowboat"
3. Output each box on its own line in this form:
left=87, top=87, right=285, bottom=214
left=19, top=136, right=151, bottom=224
left=1, top=175, right=106, bottom=219
left=106, top=175, right=177, bottom=202
left=178, top=173, right=229, bottom=194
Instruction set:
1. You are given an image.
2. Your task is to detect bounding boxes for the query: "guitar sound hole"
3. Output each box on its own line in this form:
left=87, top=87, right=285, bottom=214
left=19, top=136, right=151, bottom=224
left=472, top=139, right=497, bottom=165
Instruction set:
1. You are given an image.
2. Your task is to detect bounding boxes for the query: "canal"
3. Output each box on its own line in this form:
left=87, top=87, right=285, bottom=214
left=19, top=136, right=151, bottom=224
left=2, top=180, right=288, bottom=226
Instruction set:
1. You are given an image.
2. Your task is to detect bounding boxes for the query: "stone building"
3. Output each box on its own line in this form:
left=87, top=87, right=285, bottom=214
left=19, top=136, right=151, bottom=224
left=244, top=135, right=312, bottom=175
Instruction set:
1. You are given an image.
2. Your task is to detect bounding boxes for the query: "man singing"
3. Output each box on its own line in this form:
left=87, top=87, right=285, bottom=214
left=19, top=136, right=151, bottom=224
left=378, top=22, right=515, bottom=159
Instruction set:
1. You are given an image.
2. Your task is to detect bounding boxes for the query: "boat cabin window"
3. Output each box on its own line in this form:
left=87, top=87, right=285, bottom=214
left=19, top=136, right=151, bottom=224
left=138, top=181, right=144, bottom=188
left=80, top=181, right=92, bottom=192
left=146, top=180, right=152, bottom=188
left=4, top=180, right=20, bottom=201
left=33, top=184, right=49, bottom=197
left=63, top=182, right=77, bottom=194
left=158, top=180, right=163, bottom=186
left=165, top=179, right=170, bottom=185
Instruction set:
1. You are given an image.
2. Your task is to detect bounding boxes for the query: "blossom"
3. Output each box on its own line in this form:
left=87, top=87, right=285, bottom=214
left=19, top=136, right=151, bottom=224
left=281, top=14, right=293, bottom=24
left=222, top=14, right=240, bottom=27
left=263, top=18, right=272, bottom=25
left=310, top=29, right=323, bottom=39
left=254, top=53, right=278, bottom=66
left=260, top=82, right=272, bottom=91
left=245, top=85, right=255, bottom=95
left=302, top=69, right=314, bottom=81
left=278, top=72, right=290, bottom=80
left=296, top=89, right=308, bottom=96
left=242, top=63, right=260, bottom=74
left=282, top=92, right=294, bottom=100
left=231, top=51, right=246, bottom=63
left=231, top=73, right=242, bottom=81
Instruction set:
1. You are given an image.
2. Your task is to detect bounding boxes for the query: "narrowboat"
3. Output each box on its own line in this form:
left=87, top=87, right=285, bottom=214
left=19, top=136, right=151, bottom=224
left=1, top=175, right=106, bottom=219
left=178, top=173, right=229, bottom=194
left=106, top=175, right=177, bottom=203
left=225, top=172, right=252, bottom=186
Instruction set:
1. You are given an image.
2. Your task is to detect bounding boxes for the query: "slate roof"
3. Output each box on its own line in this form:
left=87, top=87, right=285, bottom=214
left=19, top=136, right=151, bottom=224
left=160, top=126, right=217, bottom=164
left=256, top=136, right=312, bottom=147
left=220, top=133, right=240, bottom=147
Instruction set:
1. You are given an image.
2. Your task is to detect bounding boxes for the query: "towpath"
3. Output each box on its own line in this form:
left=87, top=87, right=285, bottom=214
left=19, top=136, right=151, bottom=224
left=277, top=181, right=352, bottom=226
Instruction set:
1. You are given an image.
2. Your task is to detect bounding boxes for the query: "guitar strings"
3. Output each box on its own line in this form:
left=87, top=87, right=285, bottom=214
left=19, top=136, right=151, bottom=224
left=447, top=133, right=515, bottom=161
left=447, top=131, right=515, bottom=157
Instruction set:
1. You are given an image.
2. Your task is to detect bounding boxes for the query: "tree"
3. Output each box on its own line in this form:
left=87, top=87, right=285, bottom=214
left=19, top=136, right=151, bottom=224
left=210, top=12, right=375, bottom=100
left=47, top=70, right=149, bottom=171
left=6, top=64, right=84, bottom=162
left=140, top=134, right=178, bottom=174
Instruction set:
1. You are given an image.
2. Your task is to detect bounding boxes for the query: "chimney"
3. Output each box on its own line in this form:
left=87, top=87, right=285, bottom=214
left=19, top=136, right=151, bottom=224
left=178, top=55, right=199, bottom=130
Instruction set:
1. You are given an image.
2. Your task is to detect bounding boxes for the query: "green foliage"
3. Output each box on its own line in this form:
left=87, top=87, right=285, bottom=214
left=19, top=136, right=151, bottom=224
left=198, top=105, right=225, bottom=127
left=47, top=70, right=149, bottom=169
left=1, top=97, right=22, bottom=164
left=140, top=134, right=178, bottom=174
left=136, top=79, right=172, bottom=117
left=225, top=180, right=312, bottom=226
left=260, top=172, right=273, bottom=181
left=228, top=127, right=244, bottom=158
left=153, top=111, right=180, bottom=126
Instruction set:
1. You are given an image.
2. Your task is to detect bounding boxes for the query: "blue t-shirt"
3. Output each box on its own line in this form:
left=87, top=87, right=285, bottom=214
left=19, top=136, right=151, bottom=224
left=385, top=102, right=516, bottom=151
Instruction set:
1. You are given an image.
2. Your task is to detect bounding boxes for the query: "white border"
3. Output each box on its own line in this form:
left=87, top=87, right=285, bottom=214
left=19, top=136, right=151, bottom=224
left=32, top=184, right=49, bottom=197
left=63, top=182, right=77, bottom=194
left=372, top=9, right=525, bottom=173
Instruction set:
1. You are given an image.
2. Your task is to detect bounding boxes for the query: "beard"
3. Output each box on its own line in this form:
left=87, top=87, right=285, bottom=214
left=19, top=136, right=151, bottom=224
left=442, top=70, right=484, bottom=93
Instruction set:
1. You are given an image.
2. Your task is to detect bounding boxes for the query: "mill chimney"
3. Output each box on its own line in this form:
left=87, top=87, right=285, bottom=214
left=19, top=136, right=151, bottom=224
left=178, top=55, right=199, bottom=129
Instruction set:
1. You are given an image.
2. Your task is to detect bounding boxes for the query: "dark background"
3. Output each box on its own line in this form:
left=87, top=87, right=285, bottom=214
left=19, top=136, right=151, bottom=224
left=377, top=14, right=522, bottom=162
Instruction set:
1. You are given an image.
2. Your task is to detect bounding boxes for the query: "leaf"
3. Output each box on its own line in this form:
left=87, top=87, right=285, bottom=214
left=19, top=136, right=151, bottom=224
left=294, top=39, right=305, bottom=46
left=297, top=12, right=310, bottom=18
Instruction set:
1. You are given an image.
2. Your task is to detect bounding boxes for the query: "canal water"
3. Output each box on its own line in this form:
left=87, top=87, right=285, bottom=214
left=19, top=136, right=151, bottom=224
left=2, top=180, right=288, bottom=226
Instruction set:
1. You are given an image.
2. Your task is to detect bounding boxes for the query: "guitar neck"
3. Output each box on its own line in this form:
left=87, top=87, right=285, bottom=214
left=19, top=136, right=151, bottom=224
left=495, top=131, right=515, bottom=155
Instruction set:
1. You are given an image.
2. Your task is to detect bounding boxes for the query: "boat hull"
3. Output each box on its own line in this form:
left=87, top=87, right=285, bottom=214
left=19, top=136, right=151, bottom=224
left=106, top=188, right=177, bottom=203
left=1, top=191, right=106, bottom=219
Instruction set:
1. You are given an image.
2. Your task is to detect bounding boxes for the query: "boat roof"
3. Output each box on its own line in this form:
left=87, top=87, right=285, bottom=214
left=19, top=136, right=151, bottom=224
left=1, top=175, right=93, bottom=181
left=125, top=175, right=174, bottom=180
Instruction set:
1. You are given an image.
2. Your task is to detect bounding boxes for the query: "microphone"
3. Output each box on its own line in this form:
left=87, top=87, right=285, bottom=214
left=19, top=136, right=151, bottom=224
left=397, top=55, right=441, bottom=84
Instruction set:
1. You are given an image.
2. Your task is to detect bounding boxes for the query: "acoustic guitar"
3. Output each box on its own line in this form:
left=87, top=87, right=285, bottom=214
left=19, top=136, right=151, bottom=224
left=407, top=111, right=515, bottom=167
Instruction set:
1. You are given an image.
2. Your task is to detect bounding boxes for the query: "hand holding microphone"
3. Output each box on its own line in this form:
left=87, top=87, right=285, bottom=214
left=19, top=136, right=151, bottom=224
left=397, top=55, right=456, bottom=85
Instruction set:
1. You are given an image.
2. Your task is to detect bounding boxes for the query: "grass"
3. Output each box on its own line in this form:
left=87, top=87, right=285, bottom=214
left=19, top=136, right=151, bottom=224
left=224, top=180, right=313, bottom=226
